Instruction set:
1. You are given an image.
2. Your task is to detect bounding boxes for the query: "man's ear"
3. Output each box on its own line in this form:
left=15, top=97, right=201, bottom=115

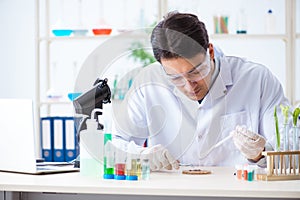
left=208, top=43, right=214, bottom=60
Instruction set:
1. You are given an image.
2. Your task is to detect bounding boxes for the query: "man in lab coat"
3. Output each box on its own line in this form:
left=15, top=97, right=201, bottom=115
left=112, top=11, right=289, bottom=170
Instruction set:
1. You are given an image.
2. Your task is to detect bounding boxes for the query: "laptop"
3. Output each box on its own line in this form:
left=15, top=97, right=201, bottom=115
left=0, top=98, right=79, bottom=174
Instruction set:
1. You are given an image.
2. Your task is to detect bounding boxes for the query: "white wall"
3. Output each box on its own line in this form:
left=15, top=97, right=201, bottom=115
left=0, top=0, right=35, bottom=99
left=0, top=0, right=298, bottom=105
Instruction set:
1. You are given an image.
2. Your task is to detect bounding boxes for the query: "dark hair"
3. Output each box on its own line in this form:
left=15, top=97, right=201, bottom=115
left=151, top=11, right=209, bottom=63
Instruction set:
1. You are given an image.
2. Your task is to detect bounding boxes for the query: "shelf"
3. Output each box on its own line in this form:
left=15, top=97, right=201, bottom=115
left=41, top=33, right=289, bottom=42
left=39, top=35, right=112, bottom=42
left=39, top=32, right=150, bottom=42
left=210, top=34, right=287, bottom=41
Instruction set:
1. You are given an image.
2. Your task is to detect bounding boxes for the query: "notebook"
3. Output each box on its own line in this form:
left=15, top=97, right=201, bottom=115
left=0, top=98, right=79, bottom=174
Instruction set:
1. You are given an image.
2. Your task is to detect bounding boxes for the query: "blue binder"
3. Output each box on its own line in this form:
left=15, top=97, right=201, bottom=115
left=53, top=117, right=65, bottom=162
left=40, top=116, right=79, bottom=162
left=64, top=117, right=78, bottom=162
left=40, top=117, right=53, bottom=162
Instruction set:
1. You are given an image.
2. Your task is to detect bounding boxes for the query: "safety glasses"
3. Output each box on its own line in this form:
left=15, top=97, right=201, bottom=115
left=163, top=53, right=211, bottom=87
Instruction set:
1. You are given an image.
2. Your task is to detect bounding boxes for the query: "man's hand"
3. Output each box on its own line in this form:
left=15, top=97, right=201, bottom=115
left=141, top=144, right=179, bottom=171
left=232, top=125, right=266, bottom=161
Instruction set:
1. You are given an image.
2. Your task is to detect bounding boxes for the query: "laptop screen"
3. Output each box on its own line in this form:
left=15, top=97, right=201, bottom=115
left=0, top=99, right=37, bottom=173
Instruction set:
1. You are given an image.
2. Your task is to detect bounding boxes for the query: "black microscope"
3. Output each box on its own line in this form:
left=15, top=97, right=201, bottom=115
left=72, top=78, right=111, bottom=167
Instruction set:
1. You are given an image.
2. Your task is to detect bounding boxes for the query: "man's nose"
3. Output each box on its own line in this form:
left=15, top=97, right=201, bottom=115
left=184, top=78, right=197, bottom=89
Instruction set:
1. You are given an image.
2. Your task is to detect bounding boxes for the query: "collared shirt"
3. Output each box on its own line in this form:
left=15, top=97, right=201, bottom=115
left=198, top=58, right=220, bottom=105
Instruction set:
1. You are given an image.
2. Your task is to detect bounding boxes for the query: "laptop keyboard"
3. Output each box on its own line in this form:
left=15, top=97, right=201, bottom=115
left=37, top=166, right=54, bottom=171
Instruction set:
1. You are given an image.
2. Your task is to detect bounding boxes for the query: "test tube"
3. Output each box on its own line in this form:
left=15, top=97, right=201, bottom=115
left=114, top=147, right=126, bottom=180
left=141, top=159, right=150, bottom=180
left=243, top=165, right=248, bottom=181
left=235, top=165, right=243, bottom=180
left=292, top=127, right=299, bottom=172
left=255, top=167, right=266, bottom=181
left=283, top=124, right=289, bottom=172
left=125, top=154, right=138, bottom=181
left=103, top=134, right=114, bottom=179
left=247, top=166, right=254, bottom=181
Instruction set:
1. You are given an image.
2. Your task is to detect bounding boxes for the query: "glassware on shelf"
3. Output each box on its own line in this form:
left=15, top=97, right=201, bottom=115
left=265, top=9, right=276, bottom=34
left=236, top=8, right=247, bottom=34
left=117, top=0, right=130, bottom=32
left=67, top=93, right=82, bottom=101
left=52, top=29, right=73, bottom=37
left=72, top=0, right=88, bottom=36
left=92, top=28, right=112, bottom=35
left=213, top=15, right=229, bottom=34
left=92, top=0, right=112, bottom=36
left=52, top=0, right=72, bottom=37
left=72, top=29, right=88, bottom=36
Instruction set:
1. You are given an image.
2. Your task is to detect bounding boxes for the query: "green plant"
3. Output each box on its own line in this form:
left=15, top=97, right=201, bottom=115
left=280, top=104, right=290, bottom=124
left=128, top=22, right=157, bottom=68
left=129, top=41, right=156, bottom=67
left=274, top=106, right=280, bottom=151
left=292, top=107, right=300, bottom=127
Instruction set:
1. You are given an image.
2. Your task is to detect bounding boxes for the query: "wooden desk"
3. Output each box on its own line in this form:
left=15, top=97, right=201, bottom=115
left=0, top=167, right=299, bottom=200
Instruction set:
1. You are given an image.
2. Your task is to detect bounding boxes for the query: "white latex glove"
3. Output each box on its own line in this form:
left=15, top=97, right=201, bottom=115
left=232, top=125, right=266, bottom=160
left=141, top=144, right=179, bottom=171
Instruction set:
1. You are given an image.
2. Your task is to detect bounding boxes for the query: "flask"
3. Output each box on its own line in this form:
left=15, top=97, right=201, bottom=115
left=265, top=9, right=276, bottom=34
left=236, top=9, right=247, bottom=34
left=80, top=109, right=104, bottom=178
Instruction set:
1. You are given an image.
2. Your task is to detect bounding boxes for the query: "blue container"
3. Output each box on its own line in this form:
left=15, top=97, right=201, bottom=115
left=103, top=174, right=114, bottom=179
left=52, top=29, right=73, bottom=37
left=72, top=29, right=88, bottom=36
left=126, top=175, right=138, bottom=181
left=68, top=93, right=82, bottom=101
left=114, top=175, right=126, bottom=180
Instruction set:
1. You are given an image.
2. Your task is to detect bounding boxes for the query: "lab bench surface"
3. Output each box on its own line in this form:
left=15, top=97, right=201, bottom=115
left=0, top=167, right=299, bottom=200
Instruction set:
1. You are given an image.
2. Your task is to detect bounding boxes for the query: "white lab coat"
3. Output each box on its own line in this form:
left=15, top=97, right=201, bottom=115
left=112, top=55, right=289, bottom=166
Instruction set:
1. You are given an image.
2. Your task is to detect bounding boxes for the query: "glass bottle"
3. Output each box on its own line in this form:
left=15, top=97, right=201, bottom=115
left=141, top=159, right=150, bottom=180
left=265, top=9, right=276, bottom=34
left=236, top=8, right=247, bottom=34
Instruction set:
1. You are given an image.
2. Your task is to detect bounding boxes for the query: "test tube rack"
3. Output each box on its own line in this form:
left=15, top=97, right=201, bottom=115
left=262, top=151, right=300, bottom=181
